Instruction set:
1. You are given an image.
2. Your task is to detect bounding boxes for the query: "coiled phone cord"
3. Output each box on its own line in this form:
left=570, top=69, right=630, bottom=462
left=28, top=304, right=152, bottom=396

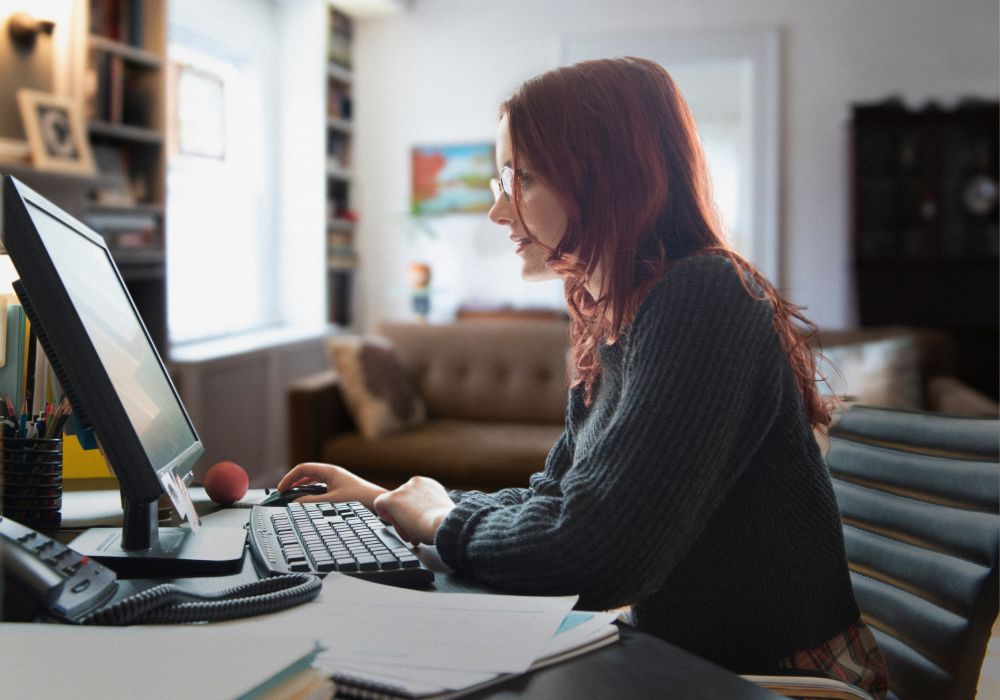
left=80, top=573, right=322, bottom=625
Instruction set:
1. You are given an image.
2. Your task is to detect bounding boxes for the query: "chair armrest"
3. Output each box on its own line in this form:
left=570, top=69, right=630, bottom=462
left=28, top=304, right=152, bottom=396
left=286, top=368, right=355, bottom=470
left=741, top=674, right=874, bottom=700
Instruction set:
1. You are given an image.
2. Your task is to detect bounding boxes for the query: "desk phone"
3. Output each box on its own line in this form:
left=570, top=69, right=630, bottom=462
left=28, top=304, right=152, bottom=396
left=1, top=516, right=321, bottom=624
left=1, top=516, right=119, bottom=623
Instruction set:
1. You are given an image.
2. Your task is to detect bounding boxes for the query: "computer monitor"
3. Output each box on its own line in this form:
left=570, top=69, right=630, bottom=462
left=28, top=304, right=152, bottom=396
left=1, top=176, right=244, bottom=576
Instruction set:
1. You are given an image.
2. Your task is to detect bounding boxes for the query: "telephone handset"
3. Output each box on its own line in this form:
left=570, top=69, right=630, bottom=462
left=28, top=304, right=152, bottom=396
left=1, top=516, right=321, bottom=624
left=1, top=516, right=118, bottom=623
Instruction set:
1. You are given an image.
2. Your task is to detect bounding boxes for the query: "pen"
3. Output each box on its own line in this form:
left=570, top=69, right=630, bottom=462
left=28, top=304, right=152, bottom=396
left=18, top=404, right=28, bottom=437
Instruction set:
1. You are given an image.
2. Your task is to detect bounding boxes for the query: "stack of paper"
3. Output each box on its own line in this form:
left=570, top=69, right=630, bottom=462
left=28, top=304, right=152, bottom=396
left=324, top=609, right=621, bottom=699
left=242, top=573, right=619, bottom=699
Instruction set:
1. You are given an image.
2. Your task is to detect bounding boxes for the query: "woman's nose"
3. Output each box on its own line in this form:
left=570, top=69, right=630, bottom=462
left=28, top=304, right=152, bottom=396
left=489, top=196, right=513, bottom=226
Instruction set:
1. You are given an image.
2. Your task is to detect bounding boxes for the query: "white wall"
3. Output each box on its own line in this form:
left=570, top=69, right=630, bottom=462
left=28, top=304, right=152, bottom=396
left=351, top=0, right=998, bottom=330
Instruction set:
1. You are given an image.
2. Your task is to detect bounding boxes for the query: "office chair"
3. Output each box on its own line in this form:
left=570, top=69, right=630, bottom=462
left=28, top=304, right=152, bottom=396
left=745, top=406, right=999, bottom=700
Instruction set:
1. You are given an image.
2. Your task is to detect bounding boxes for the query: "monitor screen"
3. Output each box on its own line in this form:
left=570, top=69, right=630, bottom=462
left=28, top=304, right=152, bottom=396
left=25, top=200, right=197, bottom=474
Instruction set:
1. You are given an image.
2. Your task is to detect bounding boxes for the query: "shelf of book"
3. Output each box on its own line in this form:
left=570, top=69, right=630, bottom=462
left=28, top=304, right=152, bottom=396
left=83, top=0, right=168, bottom=354
left=325, top=6, right=357, bottom=326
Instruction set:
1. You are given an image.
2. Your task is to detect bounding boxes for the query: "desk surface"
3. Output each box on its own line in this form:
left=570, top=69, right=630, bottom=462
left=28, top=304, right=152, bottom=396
left=53, top=489, right=777, bottom=699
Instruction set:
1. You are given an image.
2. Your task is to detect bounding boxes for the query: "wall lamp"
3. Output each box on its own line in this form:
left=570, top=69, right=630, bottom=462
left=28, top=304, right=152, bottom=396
left=7, top=11, right=55, bottom=52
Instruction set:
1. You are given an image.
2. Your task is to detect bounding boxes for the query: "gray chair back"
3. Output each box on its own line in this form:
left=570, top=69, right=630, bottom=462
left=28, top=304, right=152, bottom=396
left=827, top=406, right=999, bottom=700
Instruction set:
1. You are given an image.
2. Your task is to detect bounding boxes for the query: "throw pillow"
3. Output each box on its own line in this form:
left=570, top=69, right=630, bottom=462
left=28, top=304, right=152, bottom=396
left=328, top=336, right=427, bottom=440
left=816, top=335, right=923, bottom=410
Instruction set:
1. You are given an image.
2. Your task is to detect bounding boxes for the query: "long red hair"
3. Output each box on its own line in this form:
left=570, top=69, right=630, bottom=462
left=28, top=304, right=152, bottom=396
left=502, top=57, right=831, bottom=427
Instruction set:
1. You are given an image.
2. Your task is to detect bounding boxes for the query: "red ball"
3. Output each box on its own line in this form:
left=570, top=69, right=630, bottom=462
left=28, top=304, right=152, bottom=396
left=203, top=461, right=249, bottom=505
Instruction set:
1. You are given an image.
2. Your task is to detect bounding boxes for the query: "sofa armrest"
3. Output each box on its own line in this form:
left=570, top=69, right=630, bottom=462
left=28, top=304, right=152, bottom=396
left=927, top=376, right=1000, bottom=417
left=287, top=368, right=355, bottom=471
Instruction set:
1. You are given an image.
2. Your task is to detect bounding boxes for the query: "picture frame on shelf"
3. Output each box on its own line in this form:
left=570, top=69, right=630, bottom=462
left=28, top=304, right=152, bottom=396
left=16, top=90, right=96, bottom=176
left=411, top=143, right=495, bottom=216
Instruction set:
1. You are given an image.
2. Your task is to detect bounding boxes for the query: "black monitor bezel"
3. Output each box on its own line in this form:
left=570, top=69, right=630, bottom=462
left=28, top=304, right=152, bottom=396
left=1, top=175, right=203, bottom=506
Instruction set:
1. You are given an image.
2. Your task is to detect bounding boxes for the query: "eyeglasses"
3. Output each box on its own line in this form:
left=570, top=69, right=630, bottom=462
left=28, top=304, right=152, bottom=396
left=489, top=166, right=530, bottom=203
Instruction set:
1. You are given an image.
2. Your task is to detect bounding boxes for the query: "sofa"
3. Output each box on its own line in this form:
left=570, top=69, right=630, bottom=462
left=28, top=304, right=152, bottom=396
left=809, top=326, right=999, bottom=417
left=288, top=320, right=570, bottom=491
left=288, top=320, right=998, bottom=492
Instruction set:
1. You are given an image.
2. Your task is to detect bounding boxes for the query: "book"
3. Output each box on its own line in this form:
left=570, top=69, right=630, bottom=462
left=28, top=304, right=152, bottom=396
left=255, top=667, right=335, bottom=700
left=0, top=297, right=27, bottom=406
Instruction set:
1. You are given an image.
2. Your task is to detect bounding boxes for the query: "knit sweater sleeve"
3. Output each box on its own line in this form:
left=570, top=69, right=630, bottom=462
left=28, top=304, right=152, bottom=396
left=447, top=429, right=575, bottom=506
left=434, top=255, right=786, bottom=608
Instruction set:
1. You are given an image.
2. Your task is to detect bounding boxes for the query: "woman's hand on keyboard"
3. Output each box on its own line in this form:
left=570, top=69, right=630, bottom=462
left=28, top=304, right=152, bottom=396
left=373, top=476, right=456, bottom=546
left=277, top=463, right=388, bottom=510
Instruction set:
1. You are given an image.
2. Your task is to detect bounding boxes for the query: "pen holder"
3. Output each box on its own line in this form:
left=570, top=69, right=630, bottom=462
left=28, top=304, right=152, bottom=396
left=0, top=437, right=63, bottom=528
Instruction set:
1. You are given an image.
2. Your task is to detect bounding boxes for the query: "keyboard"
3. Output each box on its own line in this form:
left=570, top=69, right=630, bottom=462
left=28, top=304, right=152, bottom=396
left=248, top=501, right=434, bottom=586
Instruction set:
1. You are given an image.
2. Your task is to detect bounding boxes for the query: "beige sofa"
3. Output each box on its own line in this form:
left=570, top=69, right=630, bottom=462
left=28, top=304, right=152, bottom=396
left=288, top=321, right=997, bottom=492
left=288, top=320, right=569, bottom=490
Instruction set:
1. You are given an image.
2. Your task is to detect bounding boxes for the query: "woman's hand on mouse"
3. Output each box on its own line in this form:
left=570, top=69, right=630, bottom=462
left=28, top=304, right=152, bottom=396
left=373, top=476, right=455, bottom=547
left=277, top=463, right=387, bottom=510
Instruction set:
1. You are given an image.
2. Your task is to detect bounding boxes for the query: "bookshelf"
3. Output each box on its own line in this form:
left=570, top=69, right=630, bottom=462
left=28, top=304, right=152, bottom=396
left=325, top=6, right=357, bottom=326
left=82, top=0, right=168, bottom=353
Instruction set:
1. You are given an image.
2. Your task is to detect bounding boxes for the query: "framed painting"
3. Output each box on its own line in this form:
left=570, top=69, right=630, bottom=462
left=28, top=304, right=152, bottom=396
left=411, top=143, right=494, bottom=216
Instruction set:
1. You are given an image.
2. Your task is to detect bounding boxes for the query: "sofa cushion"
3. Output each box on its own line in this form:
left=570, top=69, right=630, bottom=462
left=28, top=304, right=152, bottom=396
left=328, top=336, right=426, bottom=439
left=377, top=320, right=569, bottom=424
left=817, top=335, right=923, bottom=409
left=320, top=419, right=563, bottom=490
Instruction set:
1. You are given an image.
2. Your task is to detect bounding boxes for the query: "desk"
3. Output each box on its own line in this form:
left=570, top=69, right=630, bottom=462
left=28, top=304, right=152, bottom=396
left=51, top=489, right=777, bottom=699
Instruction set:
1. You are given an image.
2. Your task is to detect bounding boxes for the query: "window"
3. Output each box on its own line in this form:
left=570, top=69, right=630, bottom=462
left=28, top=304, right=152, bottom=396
left=166, top=38, right=276, bottom=344
left=668, top=60, right=753, bottom=260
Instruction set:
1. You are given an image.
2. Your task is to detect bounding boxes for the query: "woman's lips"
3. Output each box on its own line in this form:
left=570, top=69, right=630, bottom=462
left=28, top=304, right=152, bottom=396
left=510, top=235, right=531, bottom=254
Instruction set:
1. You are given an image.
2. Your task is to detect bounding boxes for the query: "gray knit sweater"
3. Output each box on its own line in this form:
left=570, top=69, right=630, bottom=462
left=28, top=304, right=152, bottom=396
left=434, top=254, right=860, bottom=673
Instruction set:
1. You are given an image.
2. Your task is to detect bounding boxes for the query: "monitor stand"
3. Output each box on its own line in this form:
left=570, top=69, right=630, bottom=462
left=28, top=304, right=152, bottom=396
left=69, top=500, right=246, bottom=578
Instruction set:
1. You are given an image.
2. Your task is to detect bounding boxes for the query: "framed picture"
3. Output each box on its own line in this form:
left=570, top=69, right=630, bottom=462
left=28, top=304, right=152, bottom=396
left=17, top=90, right=95, bottom=175
left=172, top=61, right=226, bottom=160
left=411, top=143, right=494, bottom=216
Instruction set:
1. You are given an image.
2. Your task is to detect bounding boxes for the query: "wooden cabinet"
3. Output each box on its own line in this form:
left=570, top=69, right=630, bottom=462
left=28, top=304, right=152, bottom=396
left=851, top=99, right=999, bottom=397
left=325, top=7, right=357, bottom=327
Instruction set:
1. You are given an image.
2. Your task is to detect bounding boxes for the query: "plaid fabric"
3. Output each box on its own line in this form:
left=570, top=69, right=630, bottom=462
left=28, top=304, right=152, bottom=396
left=776, top=619, right=889, bottom=699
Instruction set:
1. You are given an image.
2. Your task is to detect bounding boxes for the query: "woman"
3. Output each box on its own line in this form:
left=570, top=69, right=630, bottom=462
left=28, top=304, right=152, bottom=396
left=279, top=57, right=887, bottom=694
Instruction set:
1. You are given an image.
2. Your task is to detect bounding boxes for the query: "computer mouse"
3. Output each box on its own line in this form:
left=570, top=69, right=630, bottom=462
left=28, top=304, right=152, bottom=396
left=258, top=483, right=328, bottom=507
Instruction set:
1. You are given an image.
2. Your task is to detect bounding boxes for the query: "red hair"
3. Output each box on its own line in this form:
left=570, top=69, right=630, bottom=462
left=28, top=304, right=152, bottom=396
left=502, top=57, right=831, bottom=427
